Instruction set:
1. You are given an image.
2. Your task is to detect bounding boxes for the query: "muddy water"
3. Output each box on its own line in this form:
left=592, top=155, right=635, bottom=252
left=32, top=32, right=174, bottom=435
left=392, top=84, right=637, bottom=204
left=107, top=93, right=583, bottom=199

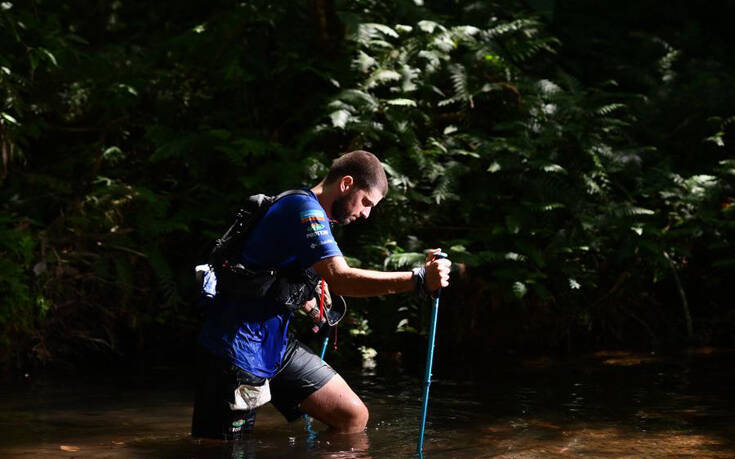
left=1, top=349, right=734, bottom=458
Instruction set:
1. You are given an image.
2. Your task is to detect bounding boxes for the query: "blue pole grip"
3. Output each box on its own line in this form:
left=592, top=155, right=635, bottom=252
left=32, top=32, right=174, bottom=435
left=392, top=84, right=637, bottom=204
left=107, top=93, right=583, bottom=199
left=430, top=251, right=447, bottom=299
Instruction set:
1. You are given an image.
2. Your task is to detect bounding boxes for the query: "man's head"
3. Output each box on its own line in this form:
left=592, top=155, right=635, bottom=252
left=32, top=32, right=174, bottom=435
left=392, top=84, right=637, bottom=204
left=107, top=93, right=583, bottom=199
left=324, top=150, right=388, bottom=224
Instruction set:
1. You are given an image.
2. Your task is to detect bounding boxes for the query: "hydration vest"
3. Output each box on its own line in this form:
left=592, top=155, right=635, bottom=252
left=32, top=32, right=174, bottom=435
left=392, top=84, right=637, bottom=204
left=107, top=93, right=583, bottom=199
left=208, top=189, right=320, bottom=310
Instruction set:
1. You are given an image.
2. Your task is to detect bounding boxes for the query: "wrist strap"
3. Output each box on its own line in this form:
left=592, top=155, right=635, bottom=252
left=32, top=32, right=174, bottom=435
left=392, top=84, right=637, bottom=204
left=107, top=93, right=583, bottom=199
left=412, top=267, right=428, bottom=298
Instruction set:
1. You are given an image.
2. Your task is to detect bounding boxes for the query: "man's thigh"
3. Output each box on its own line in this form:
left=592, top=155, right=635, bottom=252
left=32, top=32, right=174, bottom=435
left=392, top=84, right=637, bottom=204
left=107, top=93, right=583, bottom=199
left=299, top=373, right=368, bottom=432
left=269, top=339, right=338, bottom=421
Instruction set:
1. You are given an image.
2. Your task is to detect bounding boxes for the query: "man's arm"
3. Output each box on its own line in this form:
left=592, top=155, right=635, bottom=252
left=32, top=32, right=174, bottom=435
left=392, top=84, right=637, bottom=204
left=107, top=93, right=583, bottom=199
left=313, top=254, right=450, bottom=298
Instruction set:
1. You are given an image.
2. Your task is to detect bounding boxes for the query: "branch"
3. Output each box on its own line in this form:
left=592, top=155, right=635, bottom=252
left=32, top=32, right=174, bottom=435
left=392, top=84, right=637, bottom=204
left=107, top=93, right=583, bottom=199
left=662, top=250, right=693, bottom=339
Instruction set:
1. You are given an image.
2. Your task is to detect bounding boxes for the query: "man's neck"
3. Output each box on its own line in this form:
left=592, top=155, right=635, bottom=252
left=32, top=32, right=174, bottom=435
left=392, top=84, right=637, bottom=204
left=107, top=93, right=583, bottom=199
left=310, top=180, right=334, bottom=219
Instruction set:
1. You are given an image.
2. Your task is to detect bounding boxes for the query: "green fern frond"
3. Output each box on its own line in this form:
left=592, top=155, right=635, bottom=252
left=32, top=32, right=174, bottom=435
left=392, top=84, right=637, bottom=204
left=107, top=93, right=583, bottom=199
left=353, top=50, right=377, bottom=73
left=385, top=98, right=417, bottom=107
left=595, top=103, right=626, bottom=117
left=383, top=252, right=425, bottom=270
left=355, top=23, right=399, bottom=47
left=146, top=247, right=182, bottom=308
left=336, top=89, right=379, bottom=111
left=417, top=20, right=446, bottom=34
left=485, top=19, right=540, bottom=39
left=448, top=63, right=471, bottom=106
left=418, top=50, right=443, bottom=73
left=512, top=281, right=527, bottom=298
left=366, top=69, right=402, bottom=89
left=614, top=206, right=656, bottom=218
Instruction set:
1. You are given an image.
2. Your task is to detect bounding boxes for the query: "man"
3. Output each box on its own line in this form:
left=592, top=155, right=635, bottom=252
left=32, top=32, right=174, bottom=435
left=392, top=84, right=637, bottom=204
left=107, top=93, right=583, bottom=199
left=192, top=150, right=451, bottom=439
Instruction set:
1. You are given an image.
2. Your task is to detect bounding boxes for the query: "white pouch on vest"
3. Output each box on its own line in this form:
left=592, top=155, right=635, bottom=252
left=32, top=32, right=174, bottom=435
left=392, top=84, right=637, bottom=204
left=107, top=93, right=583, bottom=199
left=230, top=380, right=271, bottom=411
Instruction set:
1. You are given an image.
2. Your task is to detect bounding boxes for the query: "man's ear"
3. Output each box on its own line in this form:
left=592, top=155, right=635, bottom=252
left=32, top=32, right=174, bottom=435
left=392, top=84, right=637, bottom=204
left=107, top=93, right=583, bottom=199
left=340, top=175, right=354, bottom=193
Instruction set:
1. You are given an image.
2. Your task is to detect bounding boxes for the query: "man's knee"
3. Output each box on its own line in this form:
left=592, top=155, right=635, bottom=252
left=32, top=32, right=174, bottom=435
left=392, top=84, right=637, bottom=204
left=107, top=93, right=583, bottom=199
left=340, top=400, right=369, bottom=433
left=353, top=401, right=370, bottom=429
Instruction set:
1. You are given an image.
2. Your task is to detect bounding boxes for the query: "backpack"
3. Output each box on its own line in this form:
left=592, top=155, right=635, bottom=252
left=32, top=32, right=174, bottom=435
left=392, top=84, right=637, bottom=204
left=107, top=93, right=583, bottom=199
left=207, top=189, right=320, bottom=310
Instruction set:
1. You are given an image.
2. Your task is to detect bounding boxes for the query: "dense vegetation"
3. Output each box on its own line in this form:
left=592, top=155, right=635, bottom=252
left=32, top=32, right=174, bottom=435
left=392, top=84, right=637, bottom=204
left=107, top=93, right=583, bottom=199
left=1, top=0, right=733, bottom=371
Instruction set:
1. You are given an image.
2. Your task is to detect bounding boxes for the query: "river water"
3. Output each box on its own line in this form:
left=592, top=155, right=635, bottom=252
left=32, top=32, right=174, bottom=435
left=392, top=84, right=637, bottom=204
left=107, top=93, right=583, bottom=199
left=1, top=348, right=734, bottom=458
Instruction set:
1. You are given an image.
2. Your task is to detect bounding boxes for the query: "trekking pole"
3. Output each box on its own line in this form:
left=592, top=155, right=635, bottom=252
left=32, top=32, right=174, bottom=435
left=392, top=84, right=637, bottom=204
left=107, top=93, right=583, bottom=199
left=417, top=251, right=447, bottom=455
left=319, top=334, right=329, bottom=360
left=304, top=327, right=330, bottom=430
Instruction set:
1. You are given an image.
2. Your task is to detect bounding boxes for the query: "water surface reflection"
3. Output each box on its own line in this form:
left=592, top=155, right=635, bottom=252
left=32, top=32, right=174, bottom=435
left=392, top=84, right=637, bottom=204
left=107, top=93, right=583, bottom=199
left=1, top=349, right=733, bottom=457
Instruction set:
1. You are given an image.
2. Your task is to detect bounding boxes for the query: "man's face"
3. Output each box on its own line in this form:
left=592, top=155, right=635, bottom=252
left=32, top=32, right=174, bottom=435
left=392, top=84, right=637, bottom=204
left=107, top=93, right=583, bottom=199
left=332, top=185, right=383, bottom=225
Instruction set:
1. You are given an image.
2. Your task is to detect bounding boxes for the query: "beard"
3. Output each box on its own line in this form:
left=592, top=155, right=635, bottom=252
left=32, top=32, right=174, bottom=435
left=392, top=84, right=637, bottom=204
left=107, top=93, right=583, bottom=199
left=331, top=191, right=354, bottom=225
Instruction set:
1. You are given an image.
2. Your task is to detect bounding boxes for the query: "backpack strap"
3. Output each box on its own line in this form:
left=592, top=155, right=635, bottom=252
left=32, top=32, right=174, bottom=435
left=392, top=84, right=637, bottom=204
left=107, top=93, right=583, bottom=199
left=209, top=189, right=313, bottom=267
left=273, top=189, right=312, bottom=202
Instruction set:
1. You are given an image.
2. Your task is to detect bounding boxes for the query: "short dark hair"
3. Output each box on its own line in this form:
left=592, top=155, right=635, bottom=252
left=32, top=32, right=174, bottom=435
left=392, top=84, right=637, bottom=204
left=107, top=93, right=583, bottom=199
left=324, top=150, right=388, bottom=196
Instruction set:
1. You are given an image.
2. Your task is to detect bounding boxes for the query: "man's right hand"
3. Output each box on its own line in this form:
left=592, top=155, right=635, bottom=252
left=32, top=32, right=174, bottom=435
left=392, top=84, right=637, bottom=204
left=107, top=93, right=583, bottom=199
left=424, top=249, right=451, bottom=292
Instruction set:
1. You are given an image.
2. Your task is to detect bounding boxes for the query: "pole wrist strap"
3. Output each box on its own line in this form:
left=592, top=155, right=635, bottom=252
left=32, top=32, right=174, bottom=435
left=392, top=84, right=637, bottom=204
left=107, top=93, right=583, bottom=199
left=412, top=267, right=428, bottom=299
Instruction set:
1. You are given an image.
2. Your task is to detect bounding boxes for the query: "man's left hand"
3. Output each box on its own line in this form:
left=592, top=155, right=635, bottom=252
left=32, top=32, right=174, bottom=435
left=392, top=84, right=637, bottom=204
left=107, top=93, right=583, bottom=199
left=424, top=248, right=451, bottom=292
left=302, top=297, right=326, bottom=325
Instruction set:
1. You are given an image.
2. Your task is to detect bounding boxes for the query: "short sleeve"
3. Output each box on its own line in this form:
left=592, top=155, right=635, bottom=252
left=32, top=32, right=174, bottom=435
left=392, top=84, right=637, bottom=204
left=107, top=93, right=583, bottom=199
left=284, top=195, right=342, bottom=267
left=240, top=192, right=343, bottom=269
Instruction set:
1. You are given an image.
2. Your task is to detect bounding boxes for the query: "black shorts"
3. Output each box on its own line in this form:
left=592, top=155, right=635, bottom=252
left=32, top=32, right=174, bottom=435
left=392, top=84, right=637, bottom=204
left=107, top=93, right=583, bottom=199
left=191, top=339, right=336, bottom=440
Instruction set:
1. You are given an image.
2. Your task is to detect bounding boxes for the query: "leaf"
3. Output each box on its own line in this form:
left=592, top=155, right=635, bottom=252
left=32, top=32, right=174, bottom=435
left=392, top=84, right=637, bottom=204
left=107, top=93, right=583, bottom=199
left=329, top=109, right=351, bottom=128
left=385, top=98, right=417, bottom=107
left=1, top=112, right=18, bottom=125
left=367, top=69, right=401, bottom=88
left=102, top=146, right=125, bottom=165
left=542, top=164, right=566, bottom=174
left=343, top=256, right=362, bottom=268
left=616, top=206, right=655, bottom=217
left=418, top=50, right=442, bottom=72
left=595, top=103, right=625, bottom=116
left=512, top=281, right=527, bottom=298
left=116, top=84, right=138, bottom=96
left=487, top=162, right=501, bottom=173
left=39, top=48, right=58, bottom=67
left=353, top=51, right=376, bottom=73
left=418, top=20, right=444, bottom=34
left=384, top=252, right=424, bottom=270
left=338, top=89, right=379, bottom=110
left=451, top=25, right=481, bottom=37
left=712, top=259, right=735, bottom=268
left=504, top=252, right=527, bottom=262
left=359, top=23, right=399, bottom=38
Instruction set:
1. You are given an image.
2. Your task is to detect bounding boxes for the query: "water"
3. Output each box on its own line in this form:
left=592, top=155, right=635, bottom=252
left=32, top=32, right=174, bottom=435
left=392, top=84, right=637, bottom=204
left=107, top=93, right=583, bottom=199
left=1, top=349, right=734, bottom=457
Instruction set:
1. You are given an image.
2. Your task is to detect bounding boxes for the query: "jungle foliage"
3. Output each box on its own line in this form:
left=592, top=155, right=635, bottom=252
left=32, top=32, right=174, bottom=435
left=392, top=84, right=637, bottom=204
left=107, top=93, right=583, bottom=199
left=1, top=0, right=734, bottom=370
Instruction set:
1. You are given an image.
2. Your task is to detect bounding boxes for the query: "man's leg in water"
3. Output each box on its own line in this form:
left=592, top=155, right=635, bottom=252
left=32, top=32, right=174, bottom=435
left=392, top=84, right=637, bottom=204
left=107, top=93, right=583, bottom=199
left=300, top=373, right=369, bottom=433
left=269, top=339, right=368, bottom=433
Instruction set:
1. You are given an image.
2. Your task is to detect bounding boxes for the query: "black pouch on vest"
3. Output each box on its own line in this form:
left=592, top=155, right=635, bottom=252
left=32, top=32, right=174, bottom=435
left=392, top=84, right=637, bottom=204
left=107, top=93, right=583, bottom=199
left=214, top=263, right=278, bottom=299
left=214, top=264, right=319, bottom=312
left=267, top=266, right=320, bottom=311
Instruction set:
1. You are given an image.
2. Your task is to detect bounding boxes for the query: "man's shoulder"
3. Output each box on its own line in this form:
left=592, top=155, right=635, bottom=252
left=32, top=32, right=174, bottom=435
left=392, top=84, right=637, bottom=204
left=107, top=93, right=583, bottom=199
left=271, top=190, right=323, bottom=215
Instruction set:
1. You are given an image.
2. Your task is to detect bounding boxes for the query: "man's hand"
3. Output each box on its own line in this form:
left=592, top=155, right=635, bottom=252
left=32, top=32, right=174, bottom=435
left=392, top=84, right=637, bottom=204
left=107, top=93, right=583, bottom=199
left=424, top=249, right=451, bottom=292
left=301, top=297, right=326, bottom=326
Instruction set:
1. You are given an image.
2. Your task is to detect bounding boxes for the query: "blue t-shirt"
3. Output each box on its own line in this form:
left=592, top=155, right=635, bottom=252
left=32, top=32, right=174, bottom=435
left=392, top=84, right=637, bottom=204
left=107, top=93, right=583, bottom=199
left=198, top=190, right=342, bottom=378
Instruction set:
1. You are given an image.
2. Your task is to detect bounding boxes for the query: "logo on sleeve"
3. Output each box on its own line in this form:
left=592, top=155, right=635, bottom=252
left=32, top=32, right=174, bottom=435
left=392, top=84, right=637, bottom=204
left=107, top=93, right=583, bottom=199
left=300, top=210, right=326, bottom=223
left=310, top=238, right=336, bottom=249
